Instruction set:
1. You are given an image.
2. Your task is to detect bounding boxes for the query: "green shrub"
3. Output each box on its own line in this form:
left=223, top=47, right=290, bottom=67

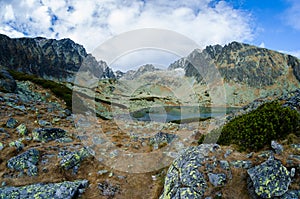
left=213, top=101, right=300, bottom=151
left=8, top=70, right=72, bottom=110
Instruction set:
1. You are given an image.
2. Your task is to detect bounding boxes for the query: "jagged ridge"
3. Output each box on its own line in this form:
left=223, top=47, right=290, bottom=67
left=169, top=41, right=300, bottom=87
left=0, top=34, right=115, bottom=82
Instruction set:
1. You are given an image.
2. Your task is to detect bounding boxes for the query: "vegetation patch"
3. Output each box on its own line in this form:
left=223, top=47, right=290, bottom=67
left=8, top=70, right=72, bottom=109
left=200, top=101, right=300, bottom=151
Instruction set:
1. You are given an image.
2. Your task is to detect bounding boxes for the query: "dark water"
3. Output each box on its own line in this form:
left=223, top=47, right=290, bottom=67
left=130, top=106, right=240, bottom=123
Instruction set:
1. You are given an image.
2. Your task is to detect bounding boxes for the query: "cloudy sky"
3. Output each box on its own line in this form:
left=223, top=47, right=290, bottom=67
left=0, top=0, right=299, bottom=71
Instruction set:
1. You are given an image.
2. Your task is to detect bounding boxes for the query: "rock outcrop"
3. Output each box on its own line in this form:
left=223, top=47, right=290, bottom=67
left=0, top=67, right=16, bottom=93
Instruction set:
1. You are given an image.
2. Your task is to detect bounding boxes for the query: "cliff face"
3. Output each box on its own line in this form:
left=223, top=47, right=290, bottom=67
left=0, top=34, right=115, bottom=82
left=170, top=41, right=300, bottom=87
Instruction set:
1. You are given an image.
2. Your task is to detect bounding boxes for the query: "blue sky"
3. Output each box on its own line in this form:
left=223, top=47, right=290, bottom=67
left=231, top=0, right=300, bottom=54
left=0, top=0, right=299, bottom=70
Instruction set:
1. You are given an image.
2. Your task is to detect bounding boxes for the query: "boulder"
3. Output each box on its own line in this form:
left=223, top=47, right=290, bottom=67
left=60, top=148, right=90, bottom=171
left=32, top=128, right=67, bottom=142
left=6, top=118, right=18, bottom=128
left=230, top=160, right=252, bottom=169
left=7, top=148, right=40, bottom=176
left=16, top=123, right=28, bottom=136
left=208, top=173, right=227, bottom=187
left=0, top=180, right=88, bottom=199
left=247, top=156, right=291, bottom=198
left=149, top=132, right=177, bottom=150
left=160, top=145, right=220, bottom=199
left=98, top=181, right=120, bottom=198
left=271, top=140, right=284, bottom=154
left=8, top=140, right=24, bottom=151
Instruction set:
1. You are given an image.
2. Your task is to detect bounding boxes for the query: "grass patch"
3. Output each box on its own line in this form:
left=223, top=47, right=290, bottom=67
left=8, top=70, right=72, bottom=110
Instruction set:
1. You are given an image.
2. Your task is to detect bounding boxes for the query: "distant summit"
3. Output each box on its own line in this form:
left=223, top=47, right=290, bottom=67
left=120, top=64, right=160, bottom=80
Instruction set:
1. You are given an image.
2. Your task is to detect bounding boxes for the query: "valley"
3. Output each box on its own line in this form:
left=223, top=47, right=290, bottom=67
left=0, top=34, right=299, bottom=198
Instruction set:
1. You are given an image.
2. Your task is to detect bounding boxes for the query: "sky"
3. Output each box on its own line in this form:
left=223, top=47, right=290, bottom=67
left=0, top=0, right=299, bottom=71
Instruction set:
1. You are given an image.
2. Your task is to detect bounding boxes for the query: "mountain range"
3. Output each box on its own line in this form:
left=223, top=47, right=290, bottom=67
left=0, top=33, right=300, bottom=107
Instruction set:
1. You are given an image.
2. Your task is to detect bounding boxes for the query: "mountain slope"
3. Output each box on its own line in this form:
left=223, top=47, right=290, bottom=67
left=168, top=42, right=300, bottom=106
left=170, top=42, right=300, bottom=87
left=0, top=34, right=115, bottom=82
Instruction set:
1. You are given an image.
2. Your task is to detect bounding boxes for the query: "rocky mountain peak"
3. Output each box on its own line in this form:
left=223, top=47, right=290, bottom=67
left=121, top=64, right=160, bottom=80
left=203, top=44, right=223, bottom=59
left=0, top=34, right=115, bottom=83
left=135, top=64, right=159, bottom=74
left=169, top=41, right=300, bottom=86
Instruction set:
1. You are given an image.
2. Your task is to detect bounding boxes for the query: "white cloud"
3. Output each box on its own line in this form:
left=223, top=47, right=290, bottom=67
left=284, top=0, right=300, bottom=30
left=4, top=5, right=15, bottom=21
left=281, top=50, right=300, bottom=58
left=0, top=0, right=254, bottom=68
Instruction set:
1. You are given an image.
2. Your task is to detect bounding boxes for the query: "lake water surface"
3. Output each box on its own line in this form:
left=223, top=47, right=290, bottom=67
left=130, top=106, right=240, bottom=123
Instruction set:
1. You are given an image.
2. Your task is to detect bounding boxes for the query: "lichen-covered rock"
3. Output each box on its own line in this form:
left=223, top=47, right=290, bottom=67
left=6, top=118, right=18, bottom=128
left=149, top=132, right=177, bottom=149
left=230, top=160, right=252, bottom=169
left=7, top=148, right=39, bottom=176
left=271, top=140, right=284, bottom=154
left=219, top=160, right=230, bottom=170
left=208, top=173, right=227, bottom=187
left=160, top=144, right=220, bottom=199
left=32, top=128, right=67, bottom=142
left=60, top=148, right=90, bottom=171
left=0, top=142, right=4, bottom=151
left=8, top=140, right=24, bottom=151
left=280, top=190, right=300, bottom=199
left=98, top=181, right=120, bottom=198
left=291, top=144, right=300, bottom=152
left=0, top=180, right=88, bottom=199
left=16, top=123, right=28, bottom=136
left=38, top=120, right=52, bottom=127
left=282, top=88, right=300, bottom=111
left=247, top=156, right=291, bottom=198
left=55, top=137, right=74, bottom=143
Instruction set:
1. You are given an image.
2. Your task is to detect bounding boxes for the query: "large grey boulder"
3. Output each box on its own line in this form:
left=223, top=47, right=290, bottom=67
left=32, top=128, right=67, bottom=142
left=7, top=148, right=40, bottom=176
left=247, top=156, right=291, bottom=198
left=0, top=180, right=88, bottom=199
left=160, top=144, right=220, bottom=199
